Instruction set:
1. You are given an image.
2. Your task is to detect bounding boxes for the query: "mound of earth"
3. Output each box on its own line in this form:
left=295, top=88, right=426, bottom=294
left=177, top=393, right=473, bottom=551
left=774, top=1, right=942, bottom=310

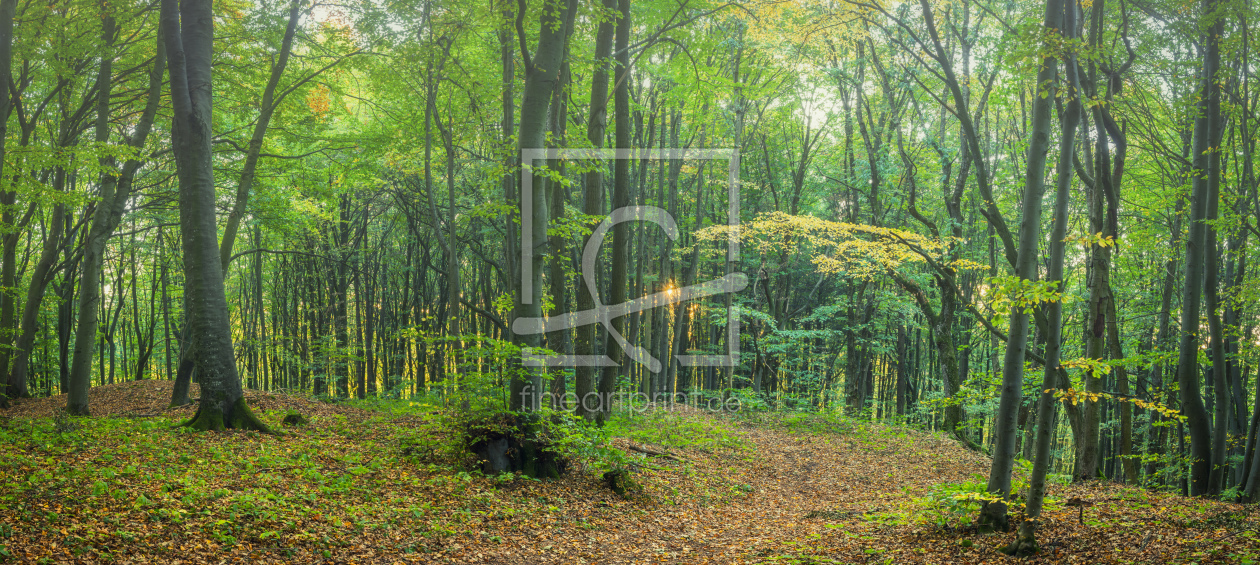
left=0, top=379, right=367, bottom=421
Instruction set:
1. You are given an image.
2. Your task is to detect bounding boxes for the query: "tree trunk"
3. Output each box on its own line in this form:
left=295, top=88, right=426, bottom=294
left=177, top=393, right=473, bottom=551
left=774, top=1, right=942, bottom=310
left=67, top=15, right=119, bottom=415
left=510, top=0, right=574, bottom=412
left=0, top=0, right=12, bottom=406
left=595, top=0, right=632, bottom=422
left=1017, top=32, right=1080, bottom=537
left=1174, top=0, right=1223, bottom=496
left=162, top=0, right=269, bottom=432
left=573, top=0, right=615, bottom=420
left=981, top=0, right=1060, bottom=534
left=8, top=199, right=64, bottom=398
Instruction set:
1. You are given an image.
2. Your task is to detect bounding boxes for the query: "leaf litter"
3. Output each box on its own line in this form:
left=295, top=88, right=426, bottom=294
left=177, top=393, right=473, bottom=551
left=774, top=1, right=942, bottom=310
left=0, top=380, right=1255, bottom=564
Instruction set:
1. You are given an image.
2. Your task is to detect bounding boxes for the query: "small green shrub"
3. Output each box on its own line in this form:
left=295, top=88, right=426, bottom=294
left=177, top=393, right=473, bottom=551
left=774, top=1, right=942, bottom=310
left=608, top=410, right=747, bottom=452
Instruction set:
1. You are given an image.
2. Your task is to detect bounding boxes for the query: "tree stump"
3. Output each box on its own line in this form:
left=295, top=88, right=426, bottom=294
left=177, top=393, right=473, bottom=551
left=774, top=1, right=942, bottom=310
left=603, top=469, right=632, bottom=498
left=466, top=413, right=568, bottom=479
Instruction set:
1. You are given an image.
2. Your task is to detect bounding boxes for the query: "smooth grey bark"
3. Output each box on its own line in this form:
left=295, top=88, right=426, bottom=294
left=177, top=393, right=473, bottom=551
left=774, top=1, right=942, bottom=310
left=0, top=0, right=10, bottom=400
left=59, top=24, right=164, bottom=405
left=544, top=0, right=577, bottom=407
left=0, top=0, right=12, bottom=398
left=1223, top=230, right=1248, bottom=488
left=162, top=0, right=269, bottom=432
left=1078, top=0, right=1134, bottom=483
left=1175, top=0, right=1222, bottom=496
left=67, top=15, right=118, bottom=415
left=1205, top=139, right=1228, bottom=495
left=574, top=0, right=615, bottom=420
left=170, top=0, right=305, bottom=407
left=980, top=0, right=1061, bottom=534
left=1014, top=0, right=1079, bottom=554
left=1241, top=22, right=1260, bottom=500
left=595, top=0, right=631, bottom=422
left=8, top=194, right=64, bottom=399
left=0, top=0, right=11, bottom=191
left=498, top=5, right=520, bottom=407
left=509, top=0, right=574, bottom=412
left=499, top=4, right=517, bottom=337
left=1077, top=124, right=1106, bottom=482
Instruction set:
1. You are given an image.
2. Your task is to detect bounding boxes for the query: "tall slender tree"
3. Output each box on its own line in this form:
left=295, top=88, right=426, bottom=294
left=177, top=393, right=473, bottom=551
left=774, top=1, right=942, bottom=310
left=162, top=0, right=269, bottom=431
left=1174, top=0, right=1223, bottom=496
left=510, top=0, right=577, bottom=411
left=979, top=0, right=1063, bottom=533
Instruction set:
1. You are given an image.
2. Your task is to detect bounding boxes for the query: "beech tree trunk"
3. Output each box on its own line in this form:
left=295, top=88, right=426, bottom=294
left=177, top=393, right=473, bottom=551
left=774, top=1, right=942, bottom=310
left=574, top=0, right=615, bottom=420
left=510, top=0, right=574, bottom=412
left=595, top=0, right=631, bottom=422
left=980, top=0, right=1061, bottom=533
left=162, top=0, right=269, bottom=432
left=66, top=15, right=119, bottom=415
left=1012, top=1, right=1079, bottom=554
left=1175, top=0, right=1223, bottom=496
left=0, top=0, right=13, bottom=407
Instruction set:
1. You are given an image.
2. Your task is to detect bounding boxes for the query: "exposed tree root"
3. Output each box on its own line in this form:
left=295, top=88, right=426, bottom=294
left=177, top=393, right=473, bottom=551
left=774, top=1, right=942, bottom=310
left=180, top=396, right=275, bottom=434
left=977, top=499, right=1010, bottom=533
left=1000, top=520, right=1040, bottom=556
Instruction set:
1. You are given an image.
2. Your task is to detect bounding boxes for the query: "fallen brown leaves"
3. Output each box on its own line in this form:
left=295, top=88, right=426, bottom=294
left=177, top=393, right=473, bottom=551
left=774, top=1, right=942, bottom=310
left=2, top=380, right=372, bottom=421
left=0, top=384, right=1255, bottom=565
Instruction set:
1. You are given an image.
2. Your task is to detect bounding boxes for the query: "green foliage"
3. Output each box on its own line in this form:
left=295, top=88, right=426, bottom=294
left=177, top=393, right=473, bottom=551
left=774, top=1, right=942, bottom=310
left=883, top=471, right=1062, bottom=530
left=608, top=410, right=749, bottom=453
left=540, top=410, right=627, bottom=472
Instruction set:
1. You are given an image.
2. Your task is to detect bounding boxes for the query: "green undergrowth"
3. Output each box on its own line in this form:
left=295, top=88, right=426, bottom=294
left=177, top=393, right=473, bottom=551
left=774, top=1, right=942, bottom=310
left=859, top=471, right=1065, bottom=530
left=736, top=410, right=920, bottom=451
left=0, top=406, right=537, bottom=560
left=607, top=409, right=751, bottom=453
left=0, top=399, right=769, bottom=561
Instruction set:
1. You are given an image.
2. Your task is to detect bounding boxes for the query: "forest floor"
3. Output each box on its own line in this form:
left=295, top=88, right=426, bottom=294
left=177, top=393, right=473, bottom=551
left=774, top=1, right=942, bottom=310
left=1, top=381, right=1257, bottom=564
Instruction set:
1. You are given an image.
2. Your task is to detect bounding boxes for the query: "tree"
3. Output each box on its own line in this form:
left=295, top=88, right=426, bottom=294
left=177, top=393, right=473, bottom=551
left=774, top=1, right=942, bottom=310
left=510, top=0, right=577, bottom=412
left=1174, top=0, right=1223, bottom=496
left=979, top=0, right=1063, bottom=533
left=0, top=0, right=13, bottom=406
left=161, top=0, right=269, bottom=431
left=1009, top=0, right=1082, bottom=554
left=66, top=15, right=166, bottom=413
left=596, top=0, right=632, bottom=423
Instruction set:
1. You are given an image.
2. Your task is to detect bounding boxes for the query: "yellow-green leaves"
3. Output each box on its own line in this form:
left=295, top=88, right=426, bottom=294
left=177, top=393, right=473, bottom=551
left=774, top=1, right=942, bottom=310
left=983, top=275, right=1065, bottom=315
left=698, top=211, right=947, bottom=280
left=1047, top=387, right=1185, bottom=421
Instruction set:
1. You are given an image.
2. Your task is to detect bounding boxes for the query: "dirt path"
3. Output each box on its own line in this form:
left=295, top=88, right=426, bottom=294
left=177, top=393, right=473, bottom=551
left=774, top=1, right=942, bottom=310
left=457, top=422, right=991, bottom=564
left=455, top=421, right=1256, bottom=565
